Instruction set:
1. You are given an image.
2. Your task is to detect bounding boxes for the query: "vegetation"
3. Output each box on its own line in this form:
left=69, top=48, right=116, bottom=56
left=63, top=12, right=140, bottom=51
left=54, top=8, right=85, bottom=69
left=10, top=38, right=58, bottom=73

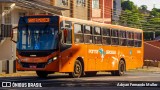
left=116, top=0, right=160, bottom=40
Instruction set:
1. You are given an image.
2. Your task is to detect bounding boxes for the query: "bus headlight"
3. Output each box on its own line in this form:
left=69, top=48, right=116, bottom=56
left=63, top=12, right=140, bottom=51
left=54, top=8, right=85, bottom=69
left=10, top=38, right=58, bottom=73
left=53, top=57, right=57, bottom=60
left=47, top=57, right=57, bottom=64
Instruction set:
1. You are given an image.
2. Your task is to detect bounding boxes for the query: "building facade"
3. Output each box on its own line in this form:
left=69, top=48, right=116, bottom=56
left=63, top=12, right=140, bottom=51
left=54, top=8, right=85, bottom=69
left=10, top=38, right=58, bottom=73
left=0, top=1, right=48, bottom=60
left=0, top=0, right=113, bottom=61
left=91, top=0, right=113, bottom=23
left=51, top=0, right=113, bottom=23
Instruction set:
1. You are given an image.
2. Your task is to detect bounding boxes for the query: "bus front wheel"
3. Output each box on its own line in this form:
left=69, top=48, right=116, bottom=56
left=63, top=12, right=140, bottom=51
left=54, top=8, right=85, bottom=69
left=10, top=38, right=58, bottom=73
left=111, top=60, right=125, bottom=76
left=69, top=60, right=83, bottom=78
left=36, top=71, right=48, bottom=78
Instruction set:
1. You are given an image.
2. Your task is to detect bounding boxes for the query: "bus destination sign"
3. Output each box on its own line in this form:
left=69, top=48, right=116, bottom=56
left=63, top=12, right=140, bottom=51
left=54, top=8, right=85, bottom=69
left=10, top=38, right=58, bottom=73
left=28, top=18, right=50, bottom=23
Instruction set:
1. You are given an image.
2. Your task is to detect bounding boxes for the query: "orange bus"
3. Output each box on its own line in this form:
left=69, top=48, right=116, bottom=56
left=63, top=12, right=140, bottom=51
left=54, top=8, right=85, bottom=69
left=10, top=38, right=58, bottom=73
left=12, top=15, right=143, bottom=78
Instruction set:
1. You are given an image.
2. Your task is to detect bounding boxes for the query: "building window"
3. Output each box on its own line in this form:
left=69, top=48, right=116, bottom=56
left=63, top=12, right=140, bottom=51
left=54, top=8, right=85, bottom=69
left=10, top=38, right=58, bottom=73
left=4, top=14, right=11, bottom=24
left=92, top=0, right=99, bottom=9
left=4, top=7, right=11, bottom=24
left=77, top=0, right=85, bottom=7
left=19, top=12, right=26, bottom=17
left=58, top=0, right=68, bottom=6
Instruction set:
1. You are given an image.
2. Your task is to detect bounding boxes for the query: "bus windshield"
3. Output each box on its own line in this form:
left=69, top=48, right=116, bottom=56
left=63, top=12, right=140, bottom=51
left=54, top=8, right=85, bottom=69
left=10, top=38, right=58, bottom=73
left=17, top=24, right=58, bottom=51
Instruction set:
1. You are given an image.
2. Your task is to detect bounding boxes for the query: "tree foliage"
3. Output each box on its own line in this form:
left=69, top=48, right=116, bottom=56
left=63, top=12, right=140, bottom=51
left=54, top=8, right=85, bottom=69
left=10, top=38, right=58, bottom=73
left=118, top=0, right=160, bottom=40
left=121, top=0, right=138, bottom=12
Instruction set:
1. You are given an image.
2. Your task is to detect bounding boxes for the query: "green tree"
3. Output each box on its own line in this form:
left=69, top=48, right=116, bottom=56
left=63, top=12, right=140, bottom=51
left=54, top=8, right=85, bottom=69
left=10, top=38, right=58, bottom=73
left=121, top=0, right=138, bottom=12
left=150, top=8, right=160, bottom=17
left=119, top=10, right=143, bottom=28
left=140, top=5, right=148, bottom=11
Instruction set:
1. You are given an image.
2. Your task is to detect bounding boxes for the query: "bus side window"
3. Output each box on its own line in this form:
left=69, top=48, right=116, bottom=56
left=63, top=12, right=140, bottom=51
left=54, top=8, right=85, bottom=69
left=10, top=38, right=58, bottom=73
left=60, top=21, right=72, bottom=51
left=111, top=29, right=119, bottom=45
left=62, top=29, right=72, bottom=44
left=74, top=24, right=84, bottom=43
left=120, top=30, right=127, bottom=46
left=102, top=28, right=111, bottom=45
left=60, top=21, right=72, bottom=44
left=84, top=25, right=93, bottom=43
left=134, top=33, right=142, bottom=47
left=93, top=27, right=102, bottom=44
left=127, top=32, right=134, bottom=46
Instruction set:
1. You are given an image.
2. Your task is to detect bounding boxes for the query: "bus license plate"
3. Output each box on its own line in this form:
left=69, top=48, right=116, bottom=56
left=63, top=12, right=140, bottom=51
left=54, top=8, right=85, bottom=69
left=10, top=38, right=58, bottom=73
left=29, top=64, right=37, bottom=68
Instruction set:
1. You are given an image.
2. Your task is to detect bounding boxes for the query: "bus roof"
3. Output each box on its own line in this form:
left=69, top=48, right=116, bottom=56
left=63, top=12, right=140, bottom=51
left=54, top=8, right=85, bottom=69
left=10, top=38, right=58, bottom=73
left=59, top=16, right=143, bottom=33
left=20, top=15, right=143, bottom=33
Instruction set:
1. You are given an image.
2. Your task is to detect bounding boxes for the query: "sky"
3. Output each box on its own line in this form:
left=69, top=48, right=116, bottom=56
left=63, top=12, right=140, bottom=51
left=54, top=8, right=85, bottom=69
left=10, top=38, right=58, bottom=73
left=130, top=0, right=160, bottom=10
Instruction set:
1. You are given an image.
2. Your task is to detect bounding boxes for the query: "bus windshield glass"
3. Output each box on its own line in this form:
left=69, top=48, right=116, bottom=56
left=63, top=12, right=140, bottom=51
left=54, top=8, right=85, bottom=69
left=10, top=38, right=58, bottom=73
left=17, top=24, right=58, bottom=51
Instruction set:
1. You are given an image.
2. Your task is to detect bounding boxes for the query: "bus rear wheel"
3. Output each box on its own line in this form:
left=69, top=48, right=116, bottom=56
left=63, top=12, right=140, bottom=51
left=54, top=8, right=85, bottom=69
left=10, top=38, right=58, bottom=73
left=85, top=71, right=97, bottom=77
left=111, top=60, right=125, bottom=76
left=69, top=60, right=83, bottom=78
left=36, top=71, right=48, bottom=78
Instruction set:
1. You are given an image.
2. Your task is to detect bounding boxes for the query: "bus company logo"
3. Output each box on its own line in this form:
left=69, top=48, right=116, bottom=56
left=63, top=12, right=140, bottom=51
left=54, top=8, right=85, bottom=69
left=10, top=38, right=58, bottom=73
left=99, top=48, right=106, bottom=62
left=130, top=50, right=132, bottom=55
left=2, top=82, right=11, bottom=87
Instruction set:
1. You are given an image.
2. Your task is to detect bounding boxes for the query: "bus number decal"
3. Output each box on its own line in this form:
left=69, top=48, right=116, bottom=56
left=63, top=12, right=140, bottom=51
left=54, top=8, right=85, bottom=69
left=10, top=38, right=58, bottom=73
left=88, top=49, right=116, bottom=55
left=88, top=49, right=98, bottom=54
left=106, top=50, right=116, bottom=54
left=137, top=50, right=141, bottom=54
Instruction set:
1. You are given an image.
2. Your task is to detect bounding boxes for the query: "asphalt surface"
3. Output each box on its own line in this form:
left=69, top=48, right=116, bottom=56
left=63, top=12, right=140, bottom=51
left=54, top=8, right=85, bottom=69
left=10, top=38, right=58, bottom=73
left=0, top=71, right=160, bottom=90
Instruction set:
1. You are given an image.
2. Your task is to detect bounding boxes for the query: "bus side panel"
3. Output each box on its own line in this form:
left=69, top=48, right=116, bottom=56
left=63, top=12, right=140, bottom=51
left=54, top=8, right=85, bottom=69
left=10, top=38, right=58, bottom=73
left=102, top=46, right=119, bottom=71
left=118, top=47, right=133, bottom=70
left=86, top=44, right=96, bottom=71
left=59, top=44, right=87, bottom=72
left=133, top=47, right=143, bottom=68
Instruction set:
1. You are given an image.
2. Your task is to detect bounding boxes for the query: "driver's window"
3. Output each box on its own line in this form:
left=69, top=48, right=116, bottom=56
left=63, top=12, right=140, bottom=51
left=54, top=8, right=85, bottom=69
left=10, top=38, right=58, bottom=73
left=63, top=29, right=72, bottom=44
left=60, top=20, right=72, bottom=51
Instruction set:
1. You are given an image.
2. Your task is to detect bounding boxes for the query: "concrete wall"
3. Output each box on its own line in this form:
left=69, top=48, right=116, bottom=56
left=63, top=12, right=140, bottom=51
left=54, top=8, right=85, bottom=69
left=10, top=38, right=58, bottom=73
left=0, top=38, right=15, bottom=60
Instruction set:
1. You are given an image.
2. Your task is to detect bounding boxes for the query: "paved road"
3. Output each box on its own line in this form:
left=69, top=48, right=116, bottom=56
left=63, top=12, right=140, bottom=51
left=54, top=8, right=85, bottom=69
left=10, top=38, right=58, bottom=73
left=0, top=71, right=160, bottom=90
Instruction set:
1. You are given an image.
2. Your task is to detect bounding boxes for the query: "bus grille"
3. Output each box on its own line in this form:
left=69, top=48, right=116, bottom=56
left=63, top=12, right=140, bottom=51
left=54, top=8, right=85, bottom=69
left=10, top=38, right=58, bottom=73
left=21, top=62, right=46, bottom=68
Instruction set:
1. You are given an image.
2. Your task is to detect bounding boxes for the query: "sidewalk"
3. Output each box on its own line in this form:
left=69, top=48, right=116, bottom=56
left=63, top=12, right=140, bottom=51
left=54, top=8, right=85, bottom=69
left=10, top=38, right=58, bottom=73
left=128, top=66, right=160, bottom=72
left=0, top=71, right=37, bottom=77
left=0, top=66, right=160, bottom=77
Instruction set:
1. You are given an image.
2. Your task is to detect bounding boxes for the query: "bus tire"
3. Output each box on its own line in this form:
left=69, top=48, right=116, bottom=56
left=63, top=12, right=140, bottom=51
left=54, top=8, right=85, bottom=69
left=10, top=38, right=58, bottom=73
left=36, top=71, right=48, bottom=78
left=111, top=60, right=125, bottom=76
left=85, top=71, right=97, bottom=77
left=69, top=60, right=83, bottom=78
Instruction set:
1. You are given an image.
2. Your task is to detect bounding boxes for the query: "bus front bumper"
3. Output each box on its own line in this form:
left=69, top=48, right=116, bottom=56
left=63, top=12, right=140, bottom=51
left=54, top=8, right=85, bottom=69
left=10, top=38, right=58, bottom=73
left=16, top=58, right=59, bottom=72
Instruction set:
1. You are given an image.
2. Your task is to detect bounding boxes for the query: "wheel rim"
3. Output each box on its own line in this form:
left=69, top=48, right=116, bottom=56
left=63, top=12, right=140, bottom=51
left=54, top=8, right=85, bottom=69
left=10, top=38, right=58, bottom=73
left=75, top=63, right=81, bottom=74
left=120, top=62, right=124, bottom=74
left=74, top=61, right=82, bottom=77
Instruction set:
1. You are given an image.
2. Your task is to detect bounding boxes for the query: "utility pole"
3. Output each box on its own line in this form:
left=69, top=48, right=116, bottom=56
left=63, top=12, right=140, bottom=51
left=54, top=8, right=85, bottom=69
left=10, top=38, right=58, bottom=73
left=103, top=0, right=104, bottom=23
